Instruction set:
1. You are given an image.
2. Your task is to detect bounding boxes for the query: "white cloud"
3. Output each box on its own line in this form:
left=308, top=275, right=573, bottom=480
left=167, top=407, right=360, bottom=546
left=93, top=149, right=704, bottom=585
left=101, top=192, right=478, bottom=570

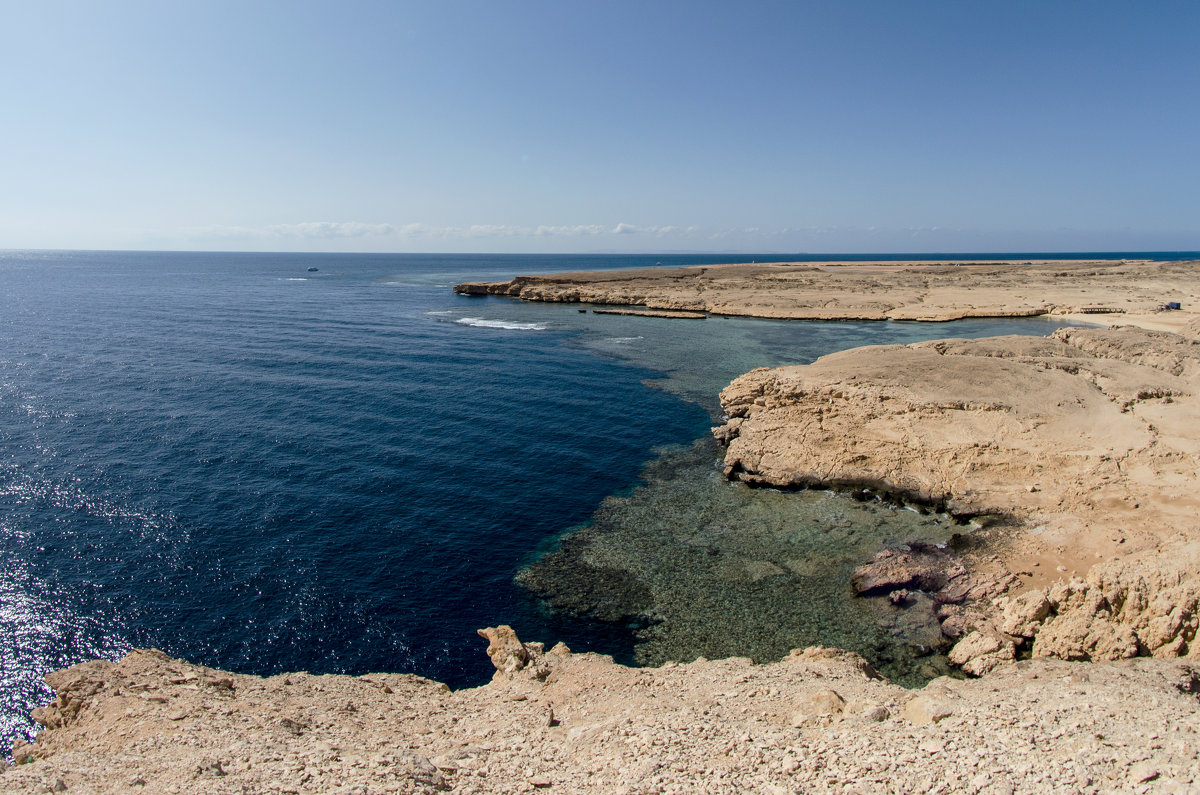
left=611, top=223, right=698, bottom=236
left=187, top=220, right=708, bottom=243
left=534, top=224, right=605, bottom=236
left=192, top=221, right=396, bottom=240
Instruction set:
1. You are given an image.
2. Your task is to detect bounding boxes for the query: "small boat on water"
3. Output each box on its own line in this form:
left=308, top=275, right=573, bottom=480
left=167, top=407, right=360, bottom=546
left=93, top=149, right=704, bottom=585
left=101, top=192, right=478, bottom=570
left=307, top=267, right=319, bottom=272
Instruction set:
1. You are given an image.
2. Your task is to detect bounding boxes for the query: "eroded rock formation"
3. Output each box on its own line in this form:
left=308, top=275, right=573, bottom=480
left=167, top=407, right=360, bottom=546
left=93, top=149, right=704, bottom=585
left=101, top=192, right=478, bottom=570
left=714, top=326, right=1200, bottom=673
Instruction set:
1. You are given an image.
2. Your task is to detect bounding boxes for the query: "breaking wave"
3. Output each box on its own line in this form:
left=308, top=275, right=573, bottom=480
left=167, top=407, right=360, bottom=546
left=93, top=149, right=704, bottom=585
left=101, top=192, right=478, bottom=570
left=455, top=317, right=547, bottom=331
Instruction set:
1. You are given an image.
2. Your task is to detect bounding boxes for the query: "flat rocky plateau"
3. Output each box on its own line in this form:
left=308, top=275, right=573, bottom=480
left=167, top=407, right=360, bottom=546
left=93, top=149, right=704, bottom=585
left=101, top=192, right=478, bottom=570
left=454, top=258, right=1199, bottom=331
left=7, top=260, right=1200, bottom=793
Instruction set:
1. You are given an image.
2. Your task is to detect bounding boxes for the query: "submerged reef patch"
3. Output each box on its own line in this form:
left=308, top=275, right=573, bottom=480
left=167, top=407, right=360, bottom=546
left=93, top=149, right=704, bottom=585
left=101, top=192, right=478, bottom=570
left=517, top=440, right=966, bottom=686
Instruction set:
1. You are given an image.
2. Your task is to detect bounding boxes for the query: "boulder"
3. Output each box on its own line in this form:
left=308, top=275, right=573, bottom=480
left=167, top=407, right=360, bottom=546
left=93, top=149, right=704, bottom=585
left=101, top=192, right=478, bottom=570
left=948, top=630, right=1017, bottom=676
left=999, top=590, right=1052, bottom=639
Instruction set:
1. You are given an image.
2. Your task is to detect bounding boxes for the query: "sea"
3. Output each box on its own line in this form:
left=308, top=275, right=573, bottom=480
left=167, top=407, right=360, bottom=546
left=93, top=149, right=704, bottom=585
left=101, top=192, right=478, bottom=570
left=1, top=249, right=1194, bottom=746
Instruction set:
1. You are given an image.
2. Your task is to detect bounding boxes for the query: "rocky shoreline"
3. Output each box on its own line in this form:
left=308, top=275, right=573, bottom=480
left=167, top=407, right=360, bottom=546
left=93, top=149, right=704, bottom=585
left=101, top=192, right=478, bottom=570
left=460, top=258, right=1200, bottom=677
left=6, top=259, right=1200, bottom=791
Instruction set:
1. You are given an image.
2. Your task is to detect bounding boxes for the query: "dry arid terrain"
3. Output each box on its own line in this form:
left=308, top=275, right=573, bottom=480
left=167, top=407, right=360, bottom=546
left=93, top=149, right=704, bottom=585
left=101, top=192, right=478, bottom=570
left=455, top=258, right=1199, bottom=331
left=6, top=259, right=1200, bottom=793
left=3, top=631, right=1198, bottom=794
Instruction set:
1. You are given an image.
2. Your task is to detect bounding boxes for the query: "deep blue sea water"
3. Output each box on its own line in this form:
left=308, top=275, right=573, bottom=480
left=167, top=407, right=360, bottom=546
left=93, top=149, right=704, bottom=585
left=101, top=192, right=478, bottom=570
left=1, top=249, right=1194, bottom=746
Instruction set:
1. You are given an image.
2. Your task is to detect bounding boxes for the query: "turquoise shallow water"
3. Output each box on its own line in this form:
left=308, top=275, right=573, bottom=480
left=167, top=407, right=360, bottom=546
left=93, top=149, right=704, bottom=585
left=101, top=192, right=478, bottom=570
left=0, top=249, right=1169, bottom=747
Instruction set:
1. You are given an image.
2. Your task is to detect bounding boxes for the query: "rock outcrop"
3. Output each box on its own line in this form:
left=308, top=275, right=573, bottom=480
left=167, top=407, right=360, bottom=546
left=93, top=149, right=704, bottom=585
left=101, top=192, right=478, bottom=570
left=997, top=556, right=1200, bottom=662
left=5, top=631, right=1200, bottom=793
left=713, top=326, right=1200, bottom=674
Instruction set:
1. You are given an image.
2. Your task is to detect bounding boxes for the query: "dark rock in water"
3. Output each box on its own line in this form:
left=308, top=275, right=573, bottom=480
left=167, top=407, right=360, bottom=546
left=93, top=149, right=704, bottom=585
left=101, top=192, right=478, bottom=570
left=850, top=542, right=968, bottom=597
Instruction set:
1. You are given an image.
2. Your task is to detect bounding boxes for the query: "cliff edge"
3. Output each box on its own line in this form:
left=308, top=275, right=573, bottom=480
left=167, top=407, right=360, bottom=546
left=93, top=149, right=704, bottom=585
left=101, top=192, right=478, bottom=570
left=4, top=628, right=1199, bottom=793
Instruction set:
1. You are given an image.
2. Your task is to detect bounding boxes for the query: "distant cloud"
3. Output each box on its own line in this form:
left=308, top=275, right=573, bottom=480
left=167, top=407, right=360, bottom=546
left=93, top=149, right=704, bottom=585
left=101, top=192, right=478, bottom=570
left=188, top=220, right=706, bottom=242
left=398, top=222, right=693, bottom=239
left=535, top=224, right=606, bottom=236
left=192, top=221, right=395, bottom=240
left=612, top=223, right=699, bottom=236
left=398, top=224, right=607, bottom=239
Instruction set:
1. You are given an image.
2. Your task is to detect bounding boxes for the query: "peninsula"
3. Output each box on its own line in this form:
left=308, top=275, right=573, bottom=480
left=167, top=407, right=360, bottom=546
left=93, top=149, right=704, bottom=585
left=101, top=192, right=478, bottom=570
left=455, top=258, right=1198, bottom=330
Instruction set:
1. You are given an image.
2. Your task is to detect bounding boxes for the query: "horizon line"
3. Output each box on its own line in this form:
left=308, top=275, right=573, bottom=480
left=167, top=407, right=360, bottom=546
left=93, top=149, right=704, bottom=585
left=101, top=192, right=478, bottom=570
left=3, top=247, right=1199, bottom=258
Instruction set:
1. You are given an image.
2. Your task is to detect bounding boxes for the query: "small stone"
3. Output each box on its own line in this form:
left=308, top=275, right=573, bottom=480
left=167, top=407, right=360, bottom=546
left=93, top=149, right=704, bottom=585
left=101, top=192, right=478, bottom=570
left=11, top=739, right=34, bottom=765
left=862, top=705, right=890, bottom=722
left=530, top=775, right=553, bottom=788
left=790, top=689, right=845, bottom=725
left=129, top=777, right=147, bottom=788
left=918, top=739, right=946, bottom=754
left=1129, top=762, right=1159, bottom=783
left=50, top=779, right=68, bottom=792
left=901, top=694, right=954, bottom=725
left=196, top=761, right=226, bottom=777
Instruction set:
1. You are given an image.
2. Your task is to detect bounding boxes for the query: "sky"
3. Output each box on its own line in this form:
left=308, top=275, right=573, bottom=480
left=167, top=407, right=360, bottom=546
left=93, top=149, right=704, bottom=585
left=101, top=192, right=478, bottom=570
left=1, top=1, right=1197, bottom=254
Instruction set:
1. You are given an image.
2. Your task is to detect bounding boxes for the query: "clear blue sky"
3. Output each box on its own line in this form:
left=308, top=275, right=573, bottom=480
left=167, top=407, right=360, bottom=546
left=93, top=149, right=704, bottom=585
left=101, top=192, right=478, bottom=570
left=2, top=1, right=1197, bottom=253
